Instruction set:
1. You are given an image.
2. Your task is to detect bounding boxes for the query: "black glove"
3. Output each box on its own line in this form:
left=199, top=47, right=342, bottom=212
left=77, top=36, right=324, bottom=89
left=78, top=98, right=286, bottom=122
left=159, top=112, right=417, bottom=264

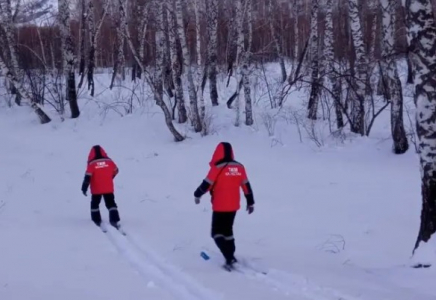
left=247, top=205, right=254, bottom=214
left=82, top=189, right=87, bottom=196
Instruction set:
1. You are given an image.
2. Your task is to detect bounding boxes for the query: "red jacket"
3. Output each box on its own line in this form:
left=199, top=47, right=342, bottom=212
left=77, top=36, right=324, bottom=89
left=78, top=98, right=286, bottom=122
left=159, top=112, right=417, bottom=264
left=194, top=142, right=254, bottom=212
left=82, top=145, right=118, bottom=195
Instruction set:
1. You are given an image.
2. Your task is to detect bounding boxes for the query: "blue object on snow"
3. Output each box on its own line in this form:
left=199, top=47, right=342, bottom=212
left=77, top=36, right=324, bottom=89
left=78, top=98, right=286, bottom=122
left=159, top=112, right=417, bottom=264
left=200, top=251, right=210, bottom=260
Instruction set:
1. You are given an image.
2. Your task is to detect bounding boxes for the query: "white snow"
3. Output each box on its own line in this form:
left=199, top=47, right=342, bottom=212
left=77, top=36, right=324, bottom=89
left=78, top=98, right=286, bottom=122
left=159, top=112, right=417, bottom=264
left=0, top=63, right=436, bottom=300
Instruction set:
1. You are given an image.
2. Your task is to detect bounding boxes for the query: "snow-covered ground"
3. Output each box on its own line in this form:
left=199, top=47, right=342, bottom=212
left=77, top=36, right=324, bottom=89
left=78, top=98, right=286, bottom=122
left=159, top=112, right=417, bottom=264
left=1, top=64, right=435, bottom=300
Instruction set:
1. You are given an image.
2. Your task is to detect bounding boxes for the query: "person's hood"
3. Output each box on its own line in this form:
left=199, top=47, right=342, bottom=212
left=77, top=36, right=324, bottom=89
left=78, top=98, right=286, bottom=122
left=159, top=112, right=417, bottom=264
left=209, top=142, right=234, bottom=166
left=88, top=145, right=108, bottom=162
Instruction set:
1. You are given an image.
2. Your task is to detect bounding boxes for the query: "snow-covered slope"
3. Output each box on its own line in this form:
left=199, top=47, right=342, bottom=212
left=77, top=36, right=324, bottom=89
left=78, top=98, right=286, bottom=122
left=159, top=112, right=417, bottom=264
left=1, top=66, right=435, bottom=299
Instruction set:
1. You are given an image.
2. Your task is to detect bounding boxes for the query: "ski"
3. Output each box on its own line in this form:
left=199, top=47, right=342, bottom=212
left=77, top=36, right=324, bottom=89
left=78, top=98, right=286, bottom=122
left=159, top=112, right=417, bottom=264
left=111, top=222, right=127, bottom=236
left=222, top=264, right=233, bottom=272
left=95, top=222, right=108, bottom=232
left=412, top=263, right=431, bottom=269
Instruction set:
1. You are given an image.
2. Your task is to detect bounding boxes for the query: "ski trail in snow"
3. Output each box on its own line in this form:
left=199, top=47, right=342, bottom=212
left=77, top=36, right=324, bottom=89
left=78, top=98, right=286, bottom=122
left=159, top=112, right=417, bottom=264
left=206, top=249, right=360, bottom=300
left=103, top=224, right=222, bottom=300
left=239, top=263, right=361, bottom=300
left=257, top=268, right=361, bottom=300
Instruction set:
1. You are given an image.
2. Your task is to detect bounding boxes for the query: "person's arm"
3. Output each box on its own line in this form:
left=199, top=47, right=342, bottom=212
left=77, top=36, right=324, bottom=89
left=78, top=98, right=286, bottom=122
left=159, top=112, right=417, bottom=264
left=113, top=161, right=119, bottom=178
left=241, top=167, right=254, bottom=213
left=194, top=166, right=220, bottom=199
left=81, top=164, right=93, bottom=196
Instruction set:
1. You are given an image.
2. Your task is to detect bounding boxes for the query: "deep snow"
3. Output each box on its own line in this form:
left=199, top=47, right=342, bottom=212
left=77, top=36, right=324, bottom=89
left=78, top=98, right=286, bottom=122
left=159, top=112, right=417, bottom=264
left=1, top=65, right=436, bottom=299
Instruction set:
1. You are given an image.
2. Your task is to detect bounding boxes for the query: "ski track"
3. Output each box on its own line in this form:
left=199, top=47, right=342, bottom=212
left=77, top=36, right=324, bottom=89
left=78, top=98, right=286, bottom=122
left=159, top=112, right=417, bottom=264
left=103, top=223, right=223, bottom=300
left=236, top=263, right=360, bottom=300
left=207, top=250, right=360, bottom=300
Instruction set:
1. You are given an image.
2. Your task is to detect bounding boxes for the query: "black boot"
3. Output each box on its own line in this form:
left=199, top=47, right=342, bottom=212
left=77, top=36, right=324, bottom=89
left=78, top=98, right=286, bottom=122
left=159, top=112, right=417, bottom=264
left=91, top=209, right=102, bottom=226
left=108, top=207, right=120, bottom=227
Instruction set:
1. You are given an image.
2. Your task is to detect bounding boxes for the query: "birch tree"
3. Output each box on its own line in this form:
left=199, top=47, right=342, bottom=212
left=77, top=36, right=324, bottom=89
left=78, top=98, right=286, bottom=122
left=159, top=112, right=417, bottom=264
left=307, top=0, right=320, bottom=120
left=77, top=0, right=87, bottom=89
left=0, top=54, right=51, bottom=123
left=404, top=0, right=436, bottom=267
left=153, top=0, right=185, bottom=141
left=206, top=0, right=219, bottom=106
left=268, top=0, right=286, bottom=83
left=348, top=0, right=368, bottom=135
left=324, top=0, right=344, bottom=129
left=58, top=0, right=80, bottom=118
left=380, top=0, right=408, bottom=154
left=166, top=0, right=187, bottom=123
left=292, top=0, right=301, bottom=61
left=110, top=0, right=127, bottom=88
left=87, top=0, right=109, bottom=97
left=242, top=0, right=253, bottom=126
left=175, top=0, right=202, bottom=132
left=193, top=0, right=206, bottom=129
left=0, top=0, right=21, bottom=105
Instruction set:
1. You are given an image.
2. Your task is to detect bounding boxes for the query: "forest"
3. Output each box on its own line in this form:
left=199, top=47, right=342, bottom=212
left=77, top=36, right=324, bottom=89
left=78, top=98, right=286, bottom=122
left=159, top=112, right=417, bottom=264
left=2, top=0, right=436, bottom=262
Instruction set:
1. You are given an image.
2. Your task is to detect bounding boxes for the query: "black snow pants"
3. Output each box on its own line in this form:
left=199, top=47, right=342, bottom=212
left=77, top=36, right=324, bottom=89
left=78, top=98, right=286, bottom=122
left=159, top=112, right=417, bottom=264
left=91, top=193, right=120, bottom=226
left=211, top=211, right=237, bottom=264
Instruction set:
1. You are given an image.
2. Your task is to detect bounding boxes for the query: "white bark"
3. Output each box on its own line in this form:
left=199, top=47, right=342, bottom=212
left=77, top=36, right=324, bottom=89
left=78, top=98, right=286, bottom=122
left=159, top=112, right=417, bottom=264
left=58, top=0, right=80, bottom=118
left=404, top=0, right=436, bottom=265
left=78, top=0, right=87, bottom=89
left=268, top=0, right=286, bottom=83
left=206, top=0, right=218, bottom=106
left=175, top=0, right=202, bottom=132
left=87, top=0, right=109, bottom=96
left=193, top=0, right=206, bottom=127
left=0, top=54, right=51, bottom=123
left=292, top=0, right=300, bottom=60
left=153, top=0, right=185, bottom=141
left=110, top=0, right=127, bottom=87
left=348, top=0, right=368, bottom=135
left=166, top=0, right=187, bottom=123
left=380, top=0, right=408, bottom=154
left=324, top=0, right=344, bottom=129
left=307, top=0, right=320, bottom=120
left=0, top=0, right=21, bottom=105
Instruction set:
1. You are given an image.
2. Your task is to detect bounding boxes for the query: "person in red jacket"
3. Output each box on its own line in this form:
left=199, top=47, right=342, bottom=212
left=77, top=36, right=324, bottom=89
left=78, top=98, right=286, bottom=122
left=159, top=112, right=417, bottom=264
left=194, top=142, right=254, bottom=268
left=81, top=145, right=121, bottom=228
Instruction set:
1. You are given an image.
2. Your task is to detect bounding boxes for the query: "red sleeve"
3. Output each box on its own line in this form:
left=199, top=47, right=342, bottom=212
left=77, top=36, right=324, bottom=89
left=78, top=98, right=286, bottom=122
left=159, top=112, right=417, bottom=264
left=205, top=166, right=220, bottom=189
left=112, top=161, right=119, bottom=177
left=85, top=163, right=94, bottom=176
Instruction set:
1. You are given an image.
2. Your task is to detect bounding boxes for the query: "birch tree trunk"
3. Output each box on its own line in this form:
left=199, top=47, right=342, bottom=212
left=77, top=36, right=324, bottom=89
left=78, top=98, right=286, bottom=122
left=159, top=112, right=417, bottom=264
left=405, top=0, right=436, bottom=265
left=348, top=0, right=367, bottom=135
left=78, top=0, right=87, bottom=89
left=193, top=0, right=206, bottom=128
left=293, top=0, right=300, bottom=61
left=242, top=0, right=253, bottom=126
left=307, top=0, right=320, bottom=120
left=110, top=0, right=127, bottom=88
left=58, top=0, right=80, bottom=118
left=0, top=0, right=21, bottom=105
left=167, top=0, right=187, bottom=123
left=175, top=0, right=202, bottom=132
left=138, top=3, right=149, bottom=71
left=233, top=0, right=245, bottom=125
left=268, top=0, right=286, bottom=83
left=87, top=0, right=108, bottom=97
left=324, top=0, right=344, bottom=129
left=0, top=55, right=51, bottom=123
left=153, top=0, right=185, bottom=141
left=206, top=0, right=219, bottom=106
left=380, top=0, right=408, bottom=154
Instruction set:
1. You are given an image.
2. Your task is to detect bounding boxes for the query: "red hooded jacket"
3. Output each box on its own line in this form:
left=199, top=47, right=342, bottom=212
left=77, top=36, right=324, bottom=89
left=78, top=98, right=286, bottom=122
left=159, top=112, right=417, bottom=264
left=194, top=142, right=254, bottom=212
left=82, top=145, right=118, bottom=195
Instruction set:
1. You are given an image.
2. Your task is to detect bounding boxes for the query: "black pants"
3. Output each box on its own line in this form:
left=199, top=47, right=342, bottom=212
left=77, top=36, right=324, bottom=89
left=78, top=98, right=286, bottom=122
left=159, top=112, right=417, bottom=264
left=211, top=211, right=237, bottom=263
left=91, top=193, right=120, bottom=225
